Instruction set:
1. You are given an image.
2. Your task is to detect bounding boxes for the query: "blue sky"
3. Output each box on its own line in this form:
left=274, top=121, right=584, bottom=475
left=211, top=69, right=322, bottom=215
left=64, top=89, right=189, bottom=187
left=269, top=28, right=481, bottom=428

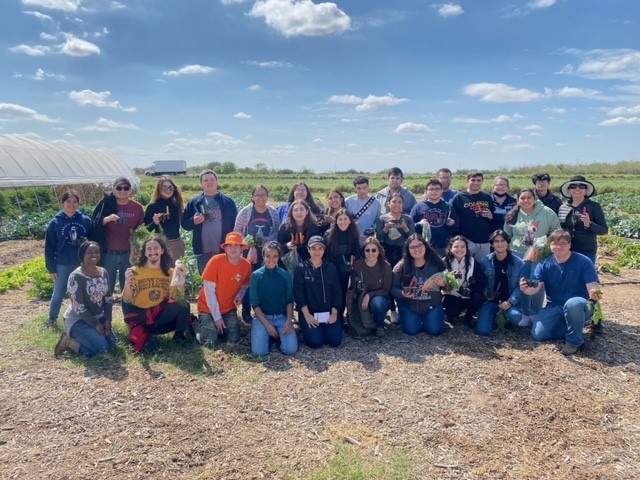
left=1, top=0, right=639, bottom=173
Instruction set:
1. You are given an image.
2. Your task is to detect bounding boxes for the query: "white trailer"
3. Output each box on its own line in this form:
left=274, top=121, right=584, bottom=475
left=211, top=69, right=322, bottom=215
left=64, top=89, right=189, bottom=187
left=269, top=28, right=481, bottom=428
left=145, top=160, right=187, bottom=176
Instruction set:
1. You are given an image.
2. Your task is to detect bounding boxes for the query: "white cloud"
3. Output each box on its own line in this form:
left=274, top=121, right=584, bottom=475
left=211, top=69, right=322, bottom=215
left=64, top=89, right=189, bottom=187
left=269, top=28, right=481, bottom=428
left=162, top=64, right=216, bottom=77
left=248, top=84, right=262, bottom=91
left=234, top=112, right=252, bottom=119
left=599, top=116, right=640, bottom=126
left=340, top=118, right=358, bottom=123
left=522, top=124, right=543, bottom=131
left=394, top=122, right=432, bottom=134
left=527, top=0, right=555, bottom=9
left=206, top=132, right=242, bottom=145
left=83, top=117, right=138, bottom=132
left=249, top=0, right=351, bottom=37
left=543, top=107, right=566, bottom=114
left=504, top=143, right=534, bottom=150
left=0, top=103, right=58, bottom=122
left=453, top=113, right=523, bottom=123
left=33, top=67, right=65, bottom=81
left=246, top=60, right=293, bottom=68
left=40, top=32, right=58, bottom=41
left=606, top=105, right=640, bottom=116
left=434, top=138, right=452, bottom=144
left=434, top=3, right=464, bottom=18
left=464, top=83, right=543, bottom=102
left=59, top=34, right=100, bottom=56
left=561, top=48, right=640, bottom=83
left=472, top=140, right=497, bottom=146
left=23, top=10, right=53, bottom=21
left=221, top=0, right=248, bottom=4
left=329, top=93, right=408, bottom=111
left=10, top=44, right=51, bottom=56
left=21, top=0, right=83, bottom=12
left=555, top=86, right=599, bottom=98
left=69, top=89, right=136, bottom=112
left=110, top=1, right=127, bottom=9
left=501, top=134, right=522, bottom=141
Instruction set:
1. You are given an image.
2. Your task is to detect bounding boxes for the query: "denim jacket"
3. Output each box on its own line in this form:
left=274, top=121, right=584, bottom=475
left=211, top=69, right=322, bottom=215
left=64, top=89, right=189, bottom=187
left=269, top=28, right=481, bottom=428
left=480, top=252, right=524, bottom=307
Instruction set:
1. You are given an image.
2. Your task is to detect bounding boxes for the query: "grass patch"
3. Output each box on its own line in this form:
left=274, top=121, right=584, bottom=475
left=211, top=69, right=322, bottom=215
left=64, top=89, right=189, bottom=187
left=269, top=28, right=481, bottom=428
left=309, top=446, right=414, bottom=480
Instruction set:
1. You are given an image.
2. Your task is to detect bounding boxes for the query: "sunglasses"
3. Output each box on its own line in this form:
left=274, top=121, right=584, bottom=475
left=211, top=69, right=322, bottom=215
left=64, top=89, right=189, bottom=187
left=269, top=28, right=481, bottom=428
left=364, top=248, right=378, bottom=253
left=115, top=185, right=131, bottom=191
left=161, top=184, right=175, bottom=191
left=568, top=184, right=587, bottom=190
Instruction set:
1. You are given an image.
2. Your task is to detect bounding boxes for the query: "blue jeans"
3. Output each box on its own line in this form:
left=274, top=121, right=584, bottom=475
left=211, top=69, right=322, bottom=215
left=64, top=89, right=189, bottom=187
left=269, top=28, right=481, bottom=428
left=102, top=251, right=130, bottom=294
left=49, top=264, right=77, bottom=323
left=398, top=303, right=445, bottom=336
left=251, top=314, right=298, bottom=356
left=531, top=297, right=593, bottom=347
left=369, top=295, right=390, bottom=328
left=476, top=302, right=523, bottom=337
left=69, top=319, right=116, bottom=357
left=298, top=312, right=343, bottom=348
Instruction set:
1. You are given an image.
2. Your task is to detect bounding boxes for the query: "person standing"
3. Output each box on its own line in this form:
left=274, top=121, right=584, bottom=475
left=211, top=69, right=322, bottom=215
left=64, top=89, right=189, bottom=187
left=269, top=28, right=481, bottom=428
left=375, top=167, right=417, bottom=215
left=557, top=176, right=608, bottom=264
left=437, top=168, right=458, bottom=203
left=294, top=236, right=343, bottom=349
left=277, top=182, right=323, bottom=223
left=532, top=172, right=562, bottom=214
left=54, top=241, right=115, bottom=357
left=144, top=176, right=185, bottom=266
left=450, top=170, right=496, bottom=262
left=491, top=176, right=516, bottom=229
left=345, top=175, right=381, bottom=246
left=122, top=236, right=191, bottom=353
left=90, top=176, right=144, bottom=297
left=182, top=169, right=237, bottom=274
left=521, top=229, right=602, bottom=355
left=45, top=190, right=91, bottom=327
left=410, top=179, right=457, bottom=258
left=194, top=232, right=252, bottom=347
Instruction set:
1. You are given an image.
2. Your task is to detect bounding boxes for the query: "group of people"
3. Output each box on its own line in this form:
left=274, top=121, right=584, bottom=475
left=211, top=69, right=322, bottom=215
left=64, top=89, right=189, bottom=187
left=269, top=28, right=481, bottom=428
left=45, top=167, right=607, bottom=359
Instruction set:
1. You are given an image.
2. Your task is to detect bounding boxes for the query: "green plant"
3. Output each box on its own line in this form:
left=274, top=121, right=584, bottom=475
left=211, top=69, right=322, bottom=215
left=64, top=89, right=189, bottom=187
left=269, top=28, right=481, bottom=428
left=0, top=257, right=52, bottom=295
left=310, top=446, right=413, bottom=480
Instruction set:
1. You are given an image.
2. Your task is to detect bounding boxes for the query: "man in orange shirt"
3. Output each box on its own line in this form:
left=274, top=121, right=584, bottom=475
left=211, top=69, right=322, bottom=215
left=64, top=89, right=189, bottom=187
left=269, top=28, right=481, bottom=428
left=195, top=232, right=252, bottom=346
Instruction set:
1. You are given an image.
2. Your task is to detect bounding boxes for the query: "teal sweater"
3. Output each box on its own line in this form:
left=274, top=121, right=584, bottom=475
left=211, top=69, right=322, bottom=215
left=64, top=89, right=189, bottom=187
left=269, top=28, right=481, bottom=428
left=250, top=265, right=293, bottom=315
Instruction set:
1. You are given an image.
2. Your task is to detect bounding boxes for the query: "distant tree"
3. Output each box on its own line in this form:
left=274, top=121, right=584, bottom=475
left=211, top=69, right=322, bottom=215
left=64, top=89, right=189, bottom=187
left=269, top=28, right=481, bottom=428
left=205, top=161, right=222, bottom=171
left=218, top=161, right=238, bottom=174
left=254, top=162, right=270, bottom=173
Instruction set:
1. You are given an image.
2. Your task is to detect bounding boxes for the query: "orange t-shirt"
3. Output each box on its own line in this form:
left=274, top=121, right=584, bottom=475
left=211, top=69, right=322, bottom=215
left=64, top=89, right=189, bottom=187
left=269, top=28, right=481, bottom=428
left=197, top=254, right=252, bottom=316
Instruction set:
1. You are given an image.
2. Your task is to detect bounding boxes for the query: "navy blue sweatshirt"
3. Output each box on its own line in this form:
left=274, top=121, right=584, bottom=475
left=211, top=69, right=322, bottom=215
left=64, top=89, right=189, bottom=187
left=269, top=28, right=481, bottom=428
left=45, top=211, right=92, bottom=273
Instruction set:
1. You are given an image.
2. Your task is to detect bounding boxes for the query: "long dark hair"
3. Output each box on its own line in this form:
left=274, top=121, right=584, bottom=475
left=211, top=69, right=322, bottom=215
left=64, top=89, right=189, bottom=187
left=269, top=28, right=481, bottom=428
left=151, top=175, right=184, bottom=216
left=324, top=188, right=345, bottom=215
left=505, top=188, right=537, bottom=225
left=284, top=199, right=317, bottom=234
left=136, top=235, right=172, bottom=276
left=400, top=233, right=445, bottom=278
left=324, top=208, right=360, bottom=258
left=286, top=182, right=322, bottom=213
left=444, top=235, right=473, bottom=274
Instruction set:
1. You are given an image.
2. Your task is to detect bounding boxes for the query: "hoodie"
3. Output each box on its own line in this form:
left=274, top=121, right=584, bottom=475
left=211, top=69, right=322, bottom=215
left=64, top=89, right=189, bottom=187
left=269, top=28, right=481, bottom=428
left=44, top=210, right=92, bottom=273
left=503, top=200, right=560, bottom=255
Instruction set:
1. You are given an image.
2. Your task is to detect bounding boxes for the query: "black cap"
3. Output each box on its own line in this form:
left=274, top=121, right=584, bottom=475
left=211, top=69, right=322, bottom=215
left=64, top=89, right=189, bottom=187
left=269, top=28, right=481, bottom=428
left=113, top=176, right=132, bottom=187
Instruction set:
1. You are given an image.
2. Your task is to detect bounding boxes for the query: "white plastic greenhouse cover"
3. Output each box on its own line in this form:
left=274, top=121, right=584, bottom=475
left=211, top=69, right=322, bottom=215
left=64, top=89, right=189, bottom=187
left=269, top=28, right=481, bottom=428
left=0, top=135, right=137, bottom=189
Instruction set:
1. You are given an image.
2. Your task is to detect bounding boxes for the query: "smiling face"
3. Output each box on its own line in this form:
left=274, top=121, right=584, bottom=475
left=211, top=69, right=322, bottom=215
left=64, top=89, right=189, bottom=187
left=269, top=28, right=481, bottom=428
left=363, top=243, right=380, bottom=263
left=160, top=181, right=175, bottom=199
left=389, top=195, right=404, bottom=214
left=291, top=203, right=308, bottom=223
left=201, top=173, right=218, bottom=196
left=252, top=187, right=268, bottom=208
left=426, top=184, right=442, bottom=202
left=293, top=185, right=308, bottom=201
left=262, top=247, right=280, bottom=270
left=518, top=190, right=537, bottom=213
left=569, top=183, right=588, bottom=203
left=408, top=240, right=426, bottom=260
left=437, top=171, right=452, bottom=190
left=62, top=196, right=79, bottom=216
left=450, top=239, right=467, bottom=261
left=224, top=243, right=243, bottom=263
left=467, top=175, right=484, bottom=194
left=491, top=235, right=509, bottom=256
left=83, top=243, right=101, bottom=266
left=493, top=179, right=509, bottom=195
left=113, top=182, right=132, bottom=204
left=336, top=213, right=351, bottom=232
left=327, top=191, right=343, bottom=210
left=144, top=240, right=164, bottom=267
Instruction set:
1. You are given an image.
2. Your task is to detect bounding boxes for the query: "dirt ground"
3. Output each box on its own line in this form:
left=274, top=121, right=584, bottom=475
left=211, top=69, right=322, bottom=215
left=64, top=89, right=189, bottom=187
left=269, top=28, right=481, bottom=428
left=0, top=240, right=638, bottom=479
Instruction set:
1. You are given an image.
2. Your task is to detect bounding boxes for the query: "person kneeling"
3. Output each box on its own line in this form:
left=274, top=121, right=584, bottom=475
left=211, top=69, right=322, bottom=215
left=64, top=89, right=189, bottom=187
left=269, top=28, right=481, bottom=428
left=194, top=232, right=252, bottom=347
left=520, top=229, right=601, bottom=355
left=122, top=236, right=190, bottom=353
left=55, top=241, right=115, bottom=357
left=476, top=230, right=527, bottom=336
left=294, top=236, right=343, bottom=348
left=250, top=242, right=298, bottom=356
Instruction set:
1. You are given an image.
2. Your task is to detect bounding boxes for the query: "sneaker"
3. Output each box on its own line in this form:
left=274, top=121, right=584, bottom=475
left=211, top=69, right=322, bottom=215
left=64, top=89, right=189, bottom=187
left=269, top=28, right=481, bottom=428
left=518, top=314, right=533, bottom=327
left=375, top=327, right=385, bottom=338
left=560, top=343, right=579, bottom=356
left=54, top=333, right=79, bottom=357
left=390, top=311, right=399, bottom=324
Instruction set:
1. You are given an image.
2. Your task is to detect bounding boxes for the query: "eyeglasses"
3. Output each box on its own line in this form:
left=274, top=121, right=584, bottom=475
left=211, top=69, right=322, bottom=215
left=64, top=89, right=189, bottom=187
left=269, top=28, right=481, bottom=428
left=115, top=185, right=131, bottom=192
left=426, top=187, right=442, bottom=191
left=568, top=184, right=587, bottom=190
left=161, top=184, right=175, bottom=191
left=364, top=248, right=378, bottom=253
left=253, top=193, right=268, bottom=198
left=409, top=244, right=425, bottom=251
left=551, top=241, right=570, bottom=247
